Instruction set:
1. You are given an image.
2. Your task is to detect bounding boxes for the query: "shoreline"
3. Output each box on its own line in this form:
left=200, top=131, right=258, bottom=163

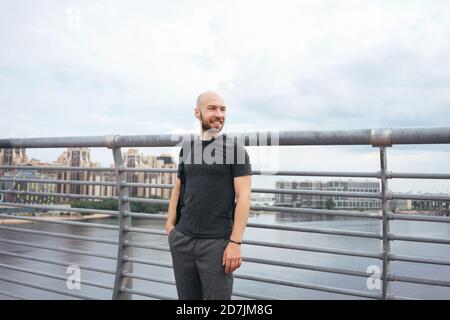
left=0, top=213, right=112, bottom=225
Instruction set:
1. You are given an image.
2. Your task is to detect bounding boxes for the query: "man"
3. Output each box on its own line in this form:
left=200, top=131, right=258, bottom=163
left=165, top=91, right=252, bottom=300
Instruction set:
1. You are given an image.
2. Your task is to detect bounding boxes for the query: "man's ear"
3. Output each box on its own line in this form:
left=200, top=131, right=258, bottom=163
left=194, top=107, right=200, bottom=120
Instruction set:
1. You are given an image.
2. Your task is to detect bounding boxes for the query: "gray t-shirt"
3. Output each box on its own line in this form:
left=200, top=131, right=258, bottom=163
left=176, top=134, right=252, bottom=238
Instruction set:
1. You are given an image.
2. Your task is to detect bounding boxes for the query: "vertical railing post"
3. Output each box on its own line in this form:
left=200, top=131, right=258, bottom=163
left=112, top=148, right=133, bottom=299
left=379, top=146, right=391, bottom=299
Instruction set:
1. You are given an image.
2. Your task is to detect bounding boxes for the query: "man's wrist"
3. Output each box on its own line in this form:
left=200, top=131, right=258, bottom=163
left=229, top=239, right=242, bottom=245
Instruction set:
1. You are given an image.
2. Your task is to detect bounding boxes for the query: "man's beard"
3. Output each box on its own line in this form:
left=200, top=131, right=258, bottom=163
left=200, top=112, right=223, bottom=133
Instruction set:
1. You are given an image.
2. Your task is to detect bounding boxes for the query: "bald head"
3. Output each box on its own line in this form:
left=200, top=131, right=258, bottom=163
left=196, top=91, right=225, bottom=110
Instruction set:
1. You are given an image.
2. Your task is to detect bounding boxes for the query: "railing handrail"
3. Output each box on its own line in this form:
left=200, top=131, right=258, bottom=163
left=1, top=126, right=450, bottom=148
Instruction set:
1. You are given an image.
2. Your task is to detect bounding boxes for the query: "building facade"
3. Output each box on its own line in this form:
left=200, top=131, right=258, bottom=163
left=0, top=148, right=28, bottom=176
left=122, top=148, right=176, bottom=199
left=275, top=180, right=382, bottom=210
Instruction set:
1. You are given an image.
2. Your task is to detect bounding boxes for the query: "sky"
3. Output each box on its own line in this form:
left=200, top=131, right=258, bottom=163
left=0, top=0, right=449, bottom=193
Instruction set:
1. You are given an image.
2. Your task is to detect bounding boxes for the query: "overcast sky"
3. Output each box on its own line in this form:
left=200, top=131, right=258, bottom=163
left=1, top=0, right=449, bottom=193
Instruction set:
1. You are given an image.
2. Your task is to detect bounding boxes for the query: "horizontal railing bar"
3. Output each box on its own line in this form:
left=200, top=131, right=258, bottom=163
left=126, top=241, right=169, bottom=251
left=2, top=127, right=450, bottom=148
left=0, top=166, right=382, bottom=178
left=0, top=178, right=176, bottom=190
left=122, top=168, right=380, bottom=179
left=235, top=273, right=381, bottom=300
left=390, top=254, right=450, bottom=266
left=245, top=240, right=383, bottom=259
left=249, top=205, right=381, bottom=219
left=0, top=181, right=385, bottom=201
left=127, top=206, right=381, bottom=222
left=253, top=188, right=381, bottom=199
left=125, top=183, right=385, bottom=201
left=126, top=227, right=165, bottom=235
left=128, top=238, right=382, bottom=259
left=126, top=197, right=169, bottom=205
left=128, top=207, right=380, bottom=220
left=232, top=291, right=280, bottom=300
left=0, top=166, right=381, bottom=178
left=123, top=272, right=175, bottom=286
left=0, top=289, right=27, bottom=300
left=126, top=270, right=377, bottom=300
left=389, top=172, right=450, bottom=180
left=0, top=238, right=117, bottom=260
left=252, top=170, right=379, bottom=178
left=0, top=202, right=119, bottom=216
left=389, top=274, right=450, bottom=288
left=0, top=165, right=114, bottom=172
left=122, top=183, right=173, bottom=189
left=0, top=250, right=116, bottom=274
left=127, top=223, right=382, bottom=240
left=124, top=257, right=172, bottom=269
left=0, top=189, right=118, bottom=201
left=129, top=212, right=166, bottom=219
left=1, top=190, right=388, bottom=213
left=122, top=272, right=279, bottom=300
left=124, top=255, right=374, bottom=280
left=0, top=177, right=117, bottom=187
left=121, top=287, right=175, bottom=300
left=389, top=213, right=450, bottom=223
left=0, top=263, right=114, bottom=290
left=0, top=225, right=118, bottom=245
left=388, top=295, right=422, bottom=300
left=120, top=168, right=176, bottom=173
left=242, top=257, right=373, bottom=278
left=247, top=222, right=382, bottom=239
left=0, top=213, right=119, bottom=230
left=390, top=233, right=450, bottom=245
left=391, top=192, right=450, bottom=201
left=0, top=275, right=97, bottom=300
left=129, top=224, right=383, bottom=240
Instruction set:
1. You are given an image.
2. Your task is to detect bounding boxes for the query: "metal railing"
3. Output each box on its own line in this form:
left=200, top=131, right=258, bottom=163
left=0, top=127, right=449, bottom=300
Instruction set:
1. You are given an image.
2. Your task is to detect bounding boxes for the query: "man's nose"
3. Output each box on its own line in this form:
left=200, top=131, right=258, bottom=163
left=215, top=109, right=224, bottom=118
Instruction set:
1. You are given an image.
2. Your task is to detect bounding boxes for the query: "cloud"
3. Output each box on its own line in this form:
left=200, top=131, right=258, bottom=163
left=0, top=0, right=449, bottom=192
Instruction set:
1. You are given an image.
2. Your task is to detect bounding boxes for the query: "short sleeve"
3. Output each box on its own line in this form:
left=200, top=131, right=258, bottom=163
left=177, top=148, right=183, bottom=179
left=231, top=144, right=252, bottom=178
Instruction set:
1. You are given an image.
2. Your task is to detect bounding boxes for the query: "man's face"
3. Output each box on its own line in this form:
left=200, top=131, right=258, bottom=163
left=196, top=95, right=226, bottom=133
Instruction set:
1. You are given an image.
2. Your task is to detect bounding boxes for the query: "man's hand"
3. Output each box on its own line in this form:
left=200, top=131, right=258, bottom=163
left=222, top=242, right=242, bottom=274
left=166, top=223, right=174, bottom=236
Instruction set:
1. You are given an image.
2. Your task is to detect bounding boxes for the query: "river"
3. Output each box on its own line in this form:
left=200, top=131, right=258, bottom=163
left=0, top=211, right=449, bottom=300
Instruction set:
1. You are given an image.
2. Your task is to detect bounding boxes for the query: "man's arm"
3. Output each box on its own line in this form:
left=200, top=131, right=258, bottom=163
left=223, top=175, right=252, bottom=274
left=165, top=176, right=181, bottom=235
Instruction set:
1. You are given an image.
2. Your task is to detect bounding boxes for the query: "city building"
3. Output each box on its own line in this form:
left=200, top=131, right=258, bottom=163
left=0, top=148, right=28, bottom=176
left=0, top=147, right=177, bottom=203
left=275, top=180, right=382, bottom=210
left=55, top=147, right=101, bottom=196
left=1, top=170, right=57, bottom=204
left=122, top=148, right=176, bottom=199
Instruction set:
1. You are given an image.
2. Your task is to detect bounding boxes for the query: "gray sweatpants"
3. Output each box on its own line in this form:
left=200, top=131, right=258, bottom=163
left=168, top=227, right=234, bottom=300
